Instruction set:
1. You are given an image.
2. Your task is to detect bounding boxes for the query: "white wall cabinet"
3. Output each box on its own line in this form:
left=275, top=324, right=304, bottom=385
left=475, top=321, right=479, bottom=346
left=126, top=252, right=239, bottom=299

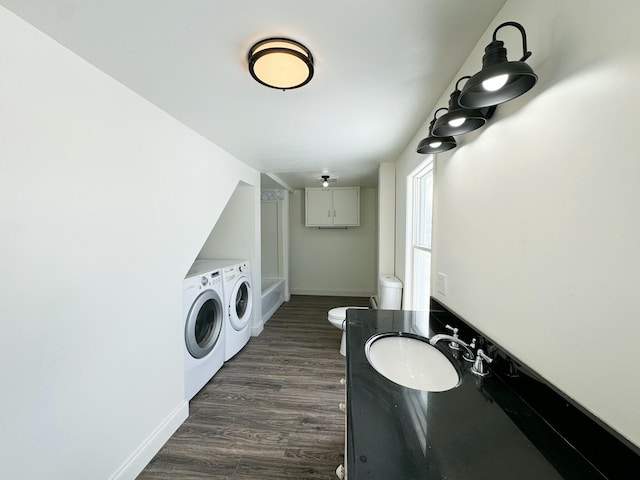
left=305, top=187, right=360, bottom=227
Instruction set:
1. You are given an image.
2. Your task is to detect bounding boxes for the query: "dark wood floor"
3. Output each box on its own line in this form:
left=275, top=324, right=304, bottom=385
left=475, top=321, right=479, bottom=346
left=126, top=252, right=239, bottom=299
left=138, top=295, right=369, bottom=479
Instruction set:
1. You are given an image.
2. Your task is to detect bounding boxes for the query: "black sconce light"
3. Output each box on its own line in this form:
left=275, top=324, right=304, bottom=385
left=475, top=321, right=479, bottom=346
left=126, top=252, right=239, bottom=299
left=416, top=108, right=457, bottom=155
left=459, top=21, right=538, bottom=108
left=432, top=76, right=496, bottom=137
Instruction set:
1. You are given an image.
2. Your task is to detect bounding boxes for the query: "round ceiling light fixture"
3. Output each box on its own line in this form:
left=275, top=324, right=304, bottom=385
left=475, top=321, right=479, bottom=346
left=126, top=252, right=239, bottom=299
left=248, top=37, right=314, bottom=90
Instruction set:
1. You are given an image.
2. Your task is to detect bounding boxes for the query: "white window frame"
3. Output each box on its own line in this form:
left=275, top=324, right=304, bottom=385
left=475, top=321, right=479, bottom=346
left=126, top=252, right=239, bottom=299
left=404, top=157, right=434, bottom=311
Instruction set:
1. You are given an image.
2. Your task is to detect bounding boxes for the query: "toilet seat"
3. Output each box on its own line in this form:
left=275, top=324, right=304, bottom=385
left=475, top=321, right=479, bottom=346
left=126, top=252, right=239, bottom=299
left=328, top=306, right=367, bottom=326
left=328, top=306, right=367, bottom=356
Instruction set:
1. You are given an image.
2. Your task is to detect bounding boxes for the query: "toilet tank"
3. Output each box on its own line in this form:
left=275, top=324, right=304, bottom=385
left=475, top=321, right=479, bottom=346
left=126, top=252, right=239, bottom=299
left=379, top=274, right=402, bottom=309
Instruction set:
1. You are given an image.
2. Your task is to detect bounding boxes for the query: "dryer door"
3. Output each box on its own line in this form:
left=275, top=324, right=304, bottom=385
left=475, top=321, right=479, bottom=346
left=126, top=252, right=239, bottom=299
left=185, top=290, right=223, bottom=358
left=229, top=276, right=253, bottom=331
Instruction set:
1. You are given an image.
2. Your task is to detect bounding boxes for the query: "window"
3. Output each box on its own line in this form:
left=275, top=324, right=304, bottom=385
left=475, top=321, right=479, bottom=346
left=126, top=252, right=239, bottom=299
left=405, top=158, right=434, bottom=311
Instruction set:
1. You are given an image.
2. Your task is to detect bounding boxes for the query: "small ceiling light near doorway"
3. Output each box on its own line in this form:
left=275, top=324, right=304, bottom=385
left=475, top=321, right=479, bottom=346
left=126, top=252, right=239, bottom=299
left=459, top=21, right=538, bottom=108
left=248, top=37, right=314, bottom=90
left=321, top=175, right=330, bottom=188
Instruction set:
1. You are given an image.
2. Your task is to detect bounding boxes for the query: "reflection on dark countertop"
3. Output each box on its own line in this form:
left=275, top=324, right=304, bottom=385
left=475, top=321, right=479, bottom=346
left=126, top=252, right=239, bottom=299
left=345, top=304, right=640, bottom=479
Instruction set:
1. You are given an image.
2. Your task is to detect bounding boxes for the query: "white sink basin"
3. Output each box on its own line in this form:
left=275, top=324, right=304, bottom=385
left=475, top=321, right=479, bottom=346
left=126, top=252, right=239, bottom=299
left=365, top=334, right=460, bottom=392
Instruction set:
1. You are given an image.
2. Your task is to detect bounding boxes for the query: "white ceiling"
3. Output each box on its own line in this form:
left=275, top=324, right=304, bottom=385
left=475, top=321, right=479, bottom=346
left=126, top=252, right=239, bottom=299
left=1, top=0, right=506, bottom=189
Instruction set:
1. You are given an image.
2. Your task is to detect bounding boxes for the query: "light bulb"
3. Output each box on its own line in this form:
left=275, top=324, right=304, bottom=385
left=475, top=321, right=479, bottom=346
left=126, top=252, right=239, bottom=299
left=448, top=117, right=466, bottom=127
left=482, top=74, right=509, bottom=92
left=322, top=180, right=329, bottom=188
left=429, top=141, right=442, bottom=148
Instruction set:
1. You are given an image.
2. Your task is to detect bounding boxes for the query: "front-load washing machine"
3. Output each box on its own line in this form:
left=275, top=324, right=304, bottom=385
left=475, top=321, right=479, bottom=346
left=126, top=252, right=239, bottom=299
left=220, top=260, right=253, bottom=360
left=183, top=262, right=225, bottom=400
left=196, top=259, right=253, bottom=361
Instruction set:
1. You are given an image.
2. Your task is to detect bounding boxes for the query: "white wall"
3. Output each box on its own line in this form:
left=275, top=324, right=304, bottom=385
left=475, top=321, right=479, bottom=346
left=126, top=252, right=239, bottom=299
left=0, top=8, right=259, bottom=479
left=290, top=188, right=377, bottom=296
left=377, top=163, right=396, bottom=285
left=197, top=182, right=263, bottom=335
left=261, top=201, right=280, bottom=278
left=395, top=0, right=640, bottom=448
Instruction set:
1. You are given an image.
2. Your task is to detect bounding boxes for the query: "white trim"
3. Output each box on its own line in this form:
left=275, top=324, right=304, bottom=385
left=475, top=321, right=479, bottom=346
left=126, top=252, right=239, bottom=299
left=404, top=156, right=434, bottom=310
left=289, top=289, right=375, bottom=297
left=251, top=322, right=264, bottom=336
left=264, top=173, right=294, bottom=192
left=109, top=401, right=188, bottom=480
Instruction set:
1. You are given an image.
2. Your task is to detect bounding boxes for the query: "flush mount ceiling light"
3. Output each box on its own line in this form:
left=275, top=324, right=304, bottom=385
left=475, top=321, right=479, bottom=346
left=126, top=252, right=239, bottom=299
left=416, top=108, right=457, bottom=155
left=321, top=175, right=330, bottom=188
left=459, top=21, right=538, bottom=108
left=432, top=76, right=496, bottom=137
left=248, top=37, right=314, bottom=90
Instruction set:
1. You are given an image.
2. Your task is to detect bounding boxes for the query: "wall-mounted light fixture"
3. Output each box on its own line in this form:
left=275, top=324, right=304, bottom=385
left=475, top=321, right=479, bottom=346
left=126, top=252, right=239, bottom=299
left=248, top=37, right=314, bottom=90
left=417, top=21, right=536, bottom=156
left=432, top=76, right=496, bottom=137
left=321, top=175, right=330, bottom=188
left=458, top=21, right=537, bottom=108
left=416, top=108, right=457, bottom=155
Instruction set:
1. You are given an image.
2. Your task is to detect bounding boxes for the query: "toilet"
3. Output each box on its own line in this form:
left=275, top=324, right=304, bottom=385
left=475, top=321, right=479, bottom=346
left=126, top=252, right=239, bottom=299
left=376, top=274, right=403, bottom=309
left=328, top=306, right=367, bottom=356
left=328, top=274, right=403, bottom=356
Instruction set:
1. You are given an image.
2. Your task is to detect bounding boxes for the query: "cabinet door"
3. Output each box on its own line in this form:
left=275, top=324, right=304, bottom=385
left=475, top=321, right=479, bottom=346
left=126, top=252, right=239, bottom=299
left=333, top=188, right=359, bottom=226
left=306, top=189, right=333, bottom=226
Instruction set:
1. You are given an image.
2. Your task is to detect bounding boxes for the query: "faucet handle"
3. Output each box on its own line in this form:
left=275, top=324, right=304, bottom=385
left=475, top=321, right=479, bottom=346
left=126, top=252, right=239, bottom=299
left=477, top=349, right=493, bottom=363
left=471, top=349, right=494, bottom=376
left=445, top=325, right=461, bottom=350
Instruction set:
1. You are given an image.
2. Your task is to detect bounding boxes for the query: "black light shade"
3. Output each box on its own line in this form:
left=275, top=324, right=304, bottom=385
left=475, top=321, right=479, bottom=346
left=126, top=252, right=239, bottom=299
left=416, top=109, right=457, bottom=155
left=248, top=38, right=314, bottom=90
left=433, top=76, right=495, bottom=136
left=459, top=22, right=538, bottom=108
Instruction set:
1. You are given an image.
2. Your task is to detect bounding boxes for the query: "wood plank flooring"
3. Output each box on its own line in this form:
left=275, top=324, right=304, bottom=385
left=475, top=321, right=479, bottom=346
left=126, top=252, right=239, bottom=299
left=138, top=295, right=369, bottom=479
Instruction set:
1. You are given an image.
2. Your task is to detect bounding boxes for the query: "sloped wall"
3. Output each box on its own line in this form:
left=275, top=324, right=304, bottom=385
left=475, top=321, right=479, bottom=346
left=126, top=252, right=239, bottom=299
left=0, top=8, right=258, bottom=479
left=197, top=182, right=263, bottom=335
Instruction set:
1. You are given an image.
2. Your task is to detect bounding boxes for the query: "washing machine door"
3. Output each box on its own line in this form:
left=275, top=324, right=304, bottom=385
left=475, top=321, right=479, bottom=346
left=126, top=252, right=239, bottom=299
left=185, top=289, right=223, bottom=359
left=229, top=276, right=252, bottom=331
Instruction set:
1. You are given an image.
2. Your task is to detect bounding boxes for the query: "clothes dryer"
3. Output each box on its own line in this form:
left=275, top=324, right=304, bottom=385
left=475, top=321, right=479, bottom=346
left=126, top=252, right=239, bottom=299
left=219, top=261, right=253, bottom=361
left=183, top=262, right=225, bottom=400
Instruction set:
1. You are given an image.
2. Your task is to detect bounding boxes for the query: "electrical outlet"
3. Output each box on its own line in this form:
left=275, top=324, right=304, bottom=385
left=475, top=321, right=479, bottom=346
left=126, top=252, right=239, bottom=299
left=436, top=272, right=447, bottom=295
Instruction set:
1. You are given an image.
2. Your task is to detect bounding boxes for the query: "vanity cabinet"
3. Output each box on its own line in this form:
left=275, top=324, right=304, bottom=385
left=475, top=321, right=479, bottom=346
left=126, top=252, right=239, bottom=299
left=344, top=308, right=623, bottom=479
left=305, top=187, right=359, bottom=227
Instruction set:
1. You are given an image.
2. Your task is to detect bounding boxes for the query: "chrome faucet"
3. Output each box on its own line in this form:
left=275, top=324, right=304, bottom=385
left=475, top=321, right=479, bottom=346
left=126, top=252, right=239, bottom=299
left=429, top=325, right=476, bottom=362
left=471, top=349, right=494, bottom=376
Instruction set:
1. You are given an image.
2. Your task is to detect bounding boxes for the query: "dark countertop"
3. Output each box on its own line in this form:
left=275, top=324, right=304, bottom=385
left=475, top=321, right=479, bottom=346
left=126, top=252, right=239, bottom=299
left=345, top=308, right=605, bottom=479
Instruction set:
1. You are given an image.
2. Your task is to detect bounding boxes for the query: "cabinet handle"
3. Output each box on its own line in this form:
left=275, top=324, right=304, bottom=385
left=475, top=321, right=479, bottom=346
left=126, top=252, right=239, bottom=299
left=328, top=210, right=331, bottom=217
left=333, top=209, right=336, bottom=217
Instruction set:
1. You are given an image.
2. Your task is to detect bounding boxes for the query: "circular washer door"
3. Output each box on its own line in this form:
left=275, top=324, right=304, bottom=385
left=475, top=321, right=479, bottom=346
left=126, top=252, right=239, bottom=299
left=185, top=289, right=223, bottom=359
left=229, top=276, right=252, bottom=331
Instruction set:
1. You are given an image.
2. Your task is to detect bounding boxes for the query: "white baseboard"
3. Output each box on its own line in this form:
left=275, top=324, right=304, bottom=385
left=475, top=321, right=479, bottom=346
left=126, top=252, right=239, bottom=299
left=290, top=289, right=374, bottom=297
left=109, top=401, right=189, bottom=480
left=251, top=321, right=264, bottom=336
